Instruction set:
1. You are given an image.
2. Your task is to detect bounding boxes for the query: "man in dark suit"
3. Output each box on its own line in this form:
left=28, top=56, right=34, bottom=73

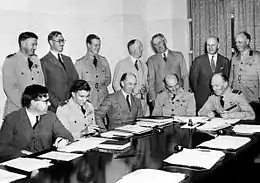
left=95, top=72, right=143, bottom=130
left=189, top=36, right=230, bottom=113
left=0, top=85, right=73, bottom=162
left=41, top=31, right=78, bottom=112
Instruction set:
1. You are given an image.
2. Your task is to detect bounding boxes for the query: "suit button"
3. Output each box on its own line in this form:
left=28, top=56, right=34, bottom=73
left=97, top=90, right=99, bottom=92
left=171, top=109, right=174, bottom=111
left=96, top=75, right=98, bottom=78
left=85, top=124, right=87, bottom=126
left=74, top=121, right=77, bottom=123
left=32, top=78, right=34, bottom=80
left=84, top=116, right=86, bottom=118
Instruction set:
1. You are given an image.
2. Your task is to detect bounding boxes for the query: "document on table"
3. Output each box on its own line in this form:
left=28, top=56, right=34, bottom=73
left=115, top=124, right=152, bottom=134
left=116, top=169, right=185, bottom=183
left=38, top=151, right=83, bottom=161
left=0, top=168, right=26, bottom=183
left=173, top=116, right=209, bottom=124
left=58, top=137, right=107, bottom=153
left=164, top=148, right=225, bottom=169
left=232, top=124, right=260, bottom=135
left=100, top=130, right=133, bottom=139
left=136, top=120, right=172, bottom=128
left=197, top=135, right=251, bottom=150
left=137, top=116, right=174, bottom=123
left=196, top=118, right=231, bottom=131
left=1, top=157, right=52, bottom=172
left=97, top=140, right=131, bottom=151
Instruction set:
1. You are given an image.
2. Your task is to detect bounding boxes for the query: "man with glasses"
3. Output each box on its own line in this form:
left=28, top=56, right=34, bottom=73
left=0, top=85, right=73, bottom=162
left=41, top=31, right=78, bottom=112
left=199, top=73, right=255, bottom=120
left=2, top=31, right=45, bottom=117
left=152, top=73, right=196, bottom=116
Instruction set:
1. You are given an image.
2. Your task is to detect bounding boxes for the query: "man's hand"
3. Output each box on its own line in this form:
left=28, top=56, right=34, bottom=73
left=21, top=150, right=33, bottom=155
left=207, top=111, right=215, bottom=118
left=81, top=124, right=100, bottom=136
left=220, top=111, right=229, bottom=119
left=54, top=137, right=69, bottom=149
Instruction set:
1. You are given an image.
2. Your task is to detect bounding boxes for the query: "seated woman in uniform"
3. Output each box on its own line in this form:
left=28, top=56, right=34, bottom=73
left=56, top=80, right=99, bottom=140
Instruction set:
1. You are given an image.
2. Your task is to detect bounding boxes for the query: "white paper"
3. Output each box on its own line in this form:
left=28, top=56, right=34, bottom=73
left=173, top=116, right=209, bottom=124
left=0, top=169, right=26, bottom=183
left=1, top=158, right=52, bottom=172
left=164, top=148, right=225, bottom=169
left=116, top=169, right=185, bottom=183
left=232, top=124, right=260, bottom=135
left=197, top=135, right=251, bottom=150
left=181, top=123, right=201, bottom=129
left=38, top=151, right=82, bottom=161
left=100, top=130, right=133, bottom=139
left=196, top=118, right=231, bottom=131
left=136, top=120, right=172, bottom=128
left=58, top=137, right=107, bottom=153
left=115, top=125, right=152, bottom=134
left=137, top=117, right=173, bottom=123
left=97, top=141, right=131, bottom=150
left=210, top=118, right=240, bottom=125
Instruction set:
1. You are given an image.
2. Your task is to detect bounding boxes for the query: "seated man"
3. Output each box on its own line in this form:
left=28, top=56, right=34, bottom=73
left=198, top=73, right=255, bottom=120
left=0, top=84, right=73, bottom=161
left=95, top=72, right=143, bottom=130
left=153, top=73, right=196, bottom=116
left=56, top=80, right=99, bottom=140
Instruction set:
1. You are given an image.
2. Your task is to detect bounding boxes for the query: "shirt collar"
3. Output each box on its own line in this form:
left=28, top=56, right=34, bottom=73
left=208, top=53, right=218, bottom=61
left=17, top=51, right=29, bottom=62
left=50, top=50, right=60, bottom=59
left=162, top=49, right=169, bottom=57
left=26, top=108, right=38, bottom=126
left=121, top=89, right=129, bottom=99
left=130, top=55, right=139, bottom=63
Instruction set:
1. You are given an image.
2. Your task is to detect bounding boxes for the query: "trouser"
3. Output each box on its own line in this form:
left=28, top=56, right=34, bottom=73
left=249, top=102, right=260, bottom=124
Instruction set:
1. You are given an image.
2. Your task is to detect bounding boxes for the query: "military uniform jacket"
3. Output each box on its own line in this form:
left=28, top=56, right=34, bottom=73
left=198, top=88, right=255, bottom=120
left=95, top=90, right=143, bottom=130
left=147, top=49, right=189, bottom=101
left=152, top=88, right=196, bottom=116
left=75, top=54, right=111, bottom=109
left=2, top=51, right=45, bottom=117
left=56, top=98, right=95, bottom=140
left=229, top=50, right=260, bottom=103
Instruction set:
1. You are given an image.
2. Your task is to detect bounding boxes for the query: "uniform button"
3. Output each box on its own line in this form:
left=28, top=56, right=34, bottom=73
left=37, top=71, right=39, bottom=74
left=171, top=109, right=174, bottom=111
left=96, top=75, right=98, bottom=78
left=74, top=121, right=77, bottom=123
left=21, top=72, right=24, bottom=75
left=240, top=68, right=242, bottom=71
left=84, top=116, right=86, bottom=118
left=97, top=90, right=99, bottom=92
left=32, top=78, right=34, bottom=80
left=172, top=102, right=174, bottom=104
left=84, top=124, right=87, bottom=126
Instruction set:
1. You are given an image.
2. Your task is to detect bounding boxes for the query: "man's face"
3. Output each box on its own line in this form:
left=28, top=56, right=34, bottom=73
left=206, top=37, right=219, bottom=55
left=33, top=94, right=50, bottom=115
left=21, top=38, right=38, bottom=56
left=130, top=40, right=143, bottom=59
left=50, top=34, right=65, bottom=52
left=165, top=79, right=180, bottom=95
left=72, top=90, right=90, bottom=106
left=121, top=75, right=137, bottom=95
left=87, top=38, right=101, bottom=55
left=152, top=36, right=167, bottom=53
left=235, top=34, right=249, bottom=53
left=211, top=76, right=227, bottom=96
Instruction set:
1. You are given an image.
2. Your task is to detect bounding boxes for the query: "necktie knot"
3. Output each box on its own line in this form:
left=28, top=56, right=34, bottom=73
left=28, top=58, right=33, bottom=70
left=210, top=55, right=216, bottom=73
left=93, top=55, right=98, bottom=67
left=163, top=53, right=167, bottom=62
left=135, top=60, right=139, bottom=71
left=81, top=105, right=86, bottom=115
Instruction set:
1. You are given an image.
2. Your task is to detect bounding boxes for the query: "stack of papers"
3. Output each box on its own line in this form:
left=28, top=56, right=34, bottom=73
left=164, top=148, right=225, bottom=169
left=196, top=118, right=231, bottom=131
left=197, top=135, right=251, bottom=150
left=38, top=151, right=83, bottom=161
left=137, top=116, right=173, bottom=123
left=116, top=169, right=185, bottom=183
left=100, top=130, right=133, bottom=139
left=97, top=140, right=131, bottom=151
left=115, top=125, right=152, bottom=135
left=58, top=137, right=107, bottom=153
left=136, top=120, right=172, bottom=128
left=232, top=124, right=260, bottom=135
left=1, top=158, right=53, bottom=172
left=0, top=169, right=26, bottom=183
left=173, top=116, right=209, bottom=124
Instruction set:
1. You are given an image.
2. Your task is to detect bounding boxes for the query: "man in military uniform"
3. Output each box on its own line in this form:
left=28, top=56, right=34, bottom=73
left=199, top=73, right=255, bottom=120
left=56, top=80, right=99, bottom=140
left=75, top=34, right=111, bottom=109
left=152, top=73, right=196, bottom=116
left=229, top=32, right=260, bottom=121
left=2, top=32, right=45, bottom=117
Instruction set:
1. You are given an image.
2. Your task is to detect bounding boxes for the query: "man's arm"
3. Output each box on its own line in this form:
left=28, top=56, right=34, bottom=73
left=52, top=114, right=74, bottom=142
left=147, top=58, right=156, bottom=102
left=112, top=62, right=123, bottom=92
left=198, top=96, right=215, bottom=117
left=189, top=58, right=199, bottom=93
left=152, top=94, right=163, bottom=116
left=186, top=93, right=196, bottom=116
left=103, top=57, right=111, bottom=87
left=228, top=59, right=235, bottom=88
left=179, top=53, right=189, bottom=90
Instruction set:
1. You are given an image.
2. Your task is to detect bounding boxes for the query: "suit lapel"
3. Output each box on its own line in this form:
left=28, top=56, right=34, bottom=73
left=48, top=52, right=68, bottom=77
left=118, top=91, right=131, bottom=112
left=215, top=55, right=224, bottom=73
left=204, top=55, right=213, bottom=76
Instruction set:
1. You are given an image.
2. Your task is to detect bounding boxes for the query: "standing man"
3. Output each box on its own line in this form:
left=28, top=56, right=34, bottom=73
left=190, top=36, right=230, bottom=113
left=75, top=34, right=111, bottom=109
left=147, top=33, right=189, bottom=112
left=113, top=39, right=149, bottom=116
left=2, top=32, right=45, bottom=117
left=95, top=73, right=143, bottom=131
left=229, top=32, right=260, bottom=120
left=41, top=31, right=78, bottom=112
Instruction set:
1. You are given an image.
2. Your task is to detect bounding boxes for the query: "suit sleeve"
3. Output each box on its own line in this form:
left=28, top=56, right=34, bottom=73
left=186, top=93, right=196, bottom=116
left=152, top=94, right=163, bottom=116
left=189, top=58, right=199, bottom=92
left=198, top=96, right=215, bottom=116
left=52, top=114, right=74, bottom=142
left=179, top=53, right=189, bottom=90
left=56, top=106, right=70, bottom=130
left=223, top=58, right=231, bottom=78
left=68, top=57, right=79, bottom=82
left=2, top=58, right=22, bottom=108
left=74, top=61, right=84, bottom=79
left=147, top=59, right=156, bottom=101
left=112, top=62, right=122, bottom=92
left=103, top=58, right=111, bottom=87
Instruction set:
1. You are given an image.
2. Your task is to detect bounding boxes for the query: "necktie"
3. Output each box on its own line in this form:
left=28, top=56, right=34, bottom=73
left=134, top=60, right=139, bottom=71
left=58, top=54, right=66, bottom=70
left=220, top=96, right=224, bottom=108
left=163, top=53, right=167, bottom=62
left=81, top=105, right=86, bottom=115
left=126, top=95, right=131, bottom=111
left=28, top=58, right=33, bottom=70
left=33, top=116, right=40, bottom=129
left=93, top=55, right=98, bottom=67
left=210, top=55, right=216, bottom=73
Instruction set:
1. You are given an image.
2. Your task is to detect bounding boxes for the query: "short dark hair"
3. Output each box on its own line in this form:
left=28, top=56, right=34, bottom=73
left=152, top=33, right=165, bottom=42
left=239, top=31, right=251, bottom=42
left=127, top=39, right=136, bottom=53
left=18, top=32, right=38, bottom=46
left=86, top=34, right=100, bottom=44
left=21, top=85, right=48, bottom=108
left=48, top=31, right=62, bottom=42
left=70, top=80, right=91, bottom=93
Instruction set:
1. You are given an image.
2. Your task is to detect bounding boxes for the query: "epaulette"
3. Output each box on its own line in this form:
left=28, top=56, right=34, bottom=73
left=59, top=100, right=69, bottom=106
left=6, top=53, right=16, bottom=58
left=76, top=56, right=84, bottom=62
left=232, top=89, right=242, bottom=95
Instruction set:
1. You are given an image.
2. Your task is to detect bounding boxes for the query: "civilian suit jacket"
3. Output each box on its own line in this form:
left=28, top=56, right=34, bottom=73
left=41, top=52, right=78, bottom=111
left=147, top=49, right=189, bottom=101
left=189, top=54, right=230, bottom=111
left=95, top=90, right=143, bottom=130
left=0, top=108, right=73, bottom=161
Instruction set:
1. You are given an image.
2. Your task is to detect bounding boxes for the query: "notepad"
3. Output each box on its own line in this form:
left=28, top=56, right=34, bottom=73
left=173, top=116, right=209, bottom=124
left=0, top=169, right=27, bottom=183
left=100, top=130, right=133, bottom=139
left=164, top=148, right=225, bottom=169
left=197, top=135, right=251, bottom=150
left=115, top=124, right=152, bottom=134
left=97, top=140, right=131, bottom=151
left=38, top=151, right=83, bottom=161
left=136, top=120, right=172, bottom=128
left=196, top=118, right=231, bottom=131
left=116, top=169, right=185, bottom=183
left=137, top=116, right=174, bottom=123
left=1, top=157, right=52, bottom=172
left=232, top=124, right=260, bottom=135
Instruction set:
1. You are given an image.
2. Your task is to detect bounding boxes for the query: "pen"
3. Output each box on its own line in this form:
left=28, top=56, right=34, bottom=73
left=225, top=104, right=237, bottom=111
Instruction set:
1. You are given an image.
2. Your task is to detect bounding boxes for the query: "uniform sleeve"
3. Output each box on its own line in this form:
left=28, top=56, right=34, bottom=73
left=147, top=58, right=156, bottom=101
left=52, top=114, right=74, bottom=142
left=74, top=60, right=83, bottom=79
left=2, top=58, right=22, bottom=108
left=198, top=96, right=215, bottom=116
left=179, top=53, right=189, bottom=90
left=228, top=58, right=235, bottom=88
left=255, top=54, right=260, bottom=99
left=152, top=94, right=163, bottom=116
left=112, top=62, right=123, bottom=92
left=103, top=58, right=111, bottom=87
left=88, top=103, right=96, bottom=125
left=56, top=106, right=70, bottom=130
left=69, top=58, right=79, bottom=82
left=186, top=93, right=196, bottom=116
left=189, top=58, right=199, bottom=92
left=136, top=98, right=144, bottom=117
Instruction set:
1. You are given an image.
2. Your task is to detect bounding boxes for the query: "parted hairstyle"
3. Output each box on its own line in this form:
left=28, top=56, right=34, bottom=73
left=22, top=85, right=48, bottom=108
left=70, top=80, right=91, bottom=94
left=48, top=31, right=62, bottom=42
left=18, top=32, right=38, bottom=46
left=86, top=34, right=100, bottom=44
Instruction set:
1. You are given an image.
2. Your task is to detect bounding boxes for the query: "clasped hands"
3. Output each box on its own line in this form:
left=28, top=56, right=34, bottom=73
left=80, top=124, right=100, bottom=137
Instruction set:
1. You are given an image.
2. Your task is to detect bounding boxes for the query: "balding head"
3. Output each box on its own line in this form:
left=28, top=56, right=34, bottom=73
left=235, top=32, right=251, bottom=53
left=206, top=36, right=219, bottom=55
left=164, top=73, right=180, bottom=94
left=211, top=73, right=229, bottom=96
left=120, top=72, right=137, bottom=94
left=127, top=39, right=143, bottom=59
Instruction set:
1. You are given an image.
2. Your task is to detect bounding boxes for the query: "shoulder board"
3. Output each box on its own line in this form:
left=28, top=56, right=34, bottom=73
left=59, top=100, right=69, bottom=106
left=76, top=56, right=85, bottom=61
left=232, top=89, right=242, bottom=95
left=6, top=53, right=16, bottom=58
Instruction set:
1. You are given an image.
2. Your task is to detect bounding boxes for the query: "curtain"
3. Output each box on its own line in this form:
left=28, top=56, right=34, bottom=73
left=192, top=0, right=232, bottom=60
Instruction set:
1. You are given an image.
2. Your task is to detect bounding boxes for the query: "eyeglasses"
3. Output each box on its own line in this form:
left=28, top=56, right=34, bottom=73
left=35, top=98, right=50, bottom=105
left=166, top=83, right=180, bottom=90
left=52, top=39, right=66, bottom=44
